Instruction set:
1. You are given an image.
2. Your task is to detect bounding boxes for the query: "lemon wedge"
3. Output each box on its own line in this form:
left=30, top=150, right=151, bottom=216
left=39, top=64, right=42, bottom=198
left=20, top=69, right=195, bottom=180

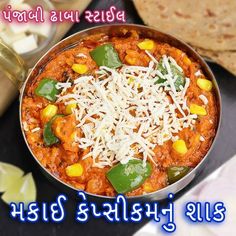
left=0, top=162, right=24, bottom=192
left=1, top=173, right=36, bottom=207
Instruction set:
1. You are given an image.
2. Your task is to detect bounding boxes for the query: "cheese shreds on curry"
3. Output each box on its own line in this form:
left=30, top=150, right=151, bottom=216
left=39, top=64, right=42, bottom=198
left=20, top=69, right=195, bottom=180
left=21, top=31, right=218, bottom=196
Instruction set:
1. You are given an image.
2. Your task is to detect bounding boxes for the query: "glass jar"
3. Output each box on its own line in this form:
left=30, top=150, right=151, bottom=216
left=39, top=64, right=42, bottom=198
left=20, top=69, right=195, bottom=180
left=0, top=41, right=27, bottom=115
left=0, top=0, right=57, bottom=61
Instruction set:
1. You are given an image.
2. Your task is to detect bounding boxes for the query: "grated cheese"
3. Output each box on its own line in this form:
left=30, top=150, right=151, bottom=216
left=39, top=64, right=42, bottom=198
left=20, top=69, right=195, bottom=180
left=76, top=53, right=87, bottom=58
left=23, top=121, right=29, bottom=132
left=199, top=94, right=208, bottom=105
left=57, top=54, right=197, bottom=168
left=194, top=70, right=202, bottom=77
left=200, top=136, right=205, bottom=142
left=31, top=127, right=40, bottom=133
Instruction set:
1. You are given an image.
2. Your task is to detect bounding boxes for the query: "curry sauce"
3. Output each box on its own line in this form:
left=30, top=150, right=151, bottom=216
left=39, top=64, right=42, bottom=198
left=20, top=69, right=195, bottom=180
left=21, top=31, right=218, bottom=196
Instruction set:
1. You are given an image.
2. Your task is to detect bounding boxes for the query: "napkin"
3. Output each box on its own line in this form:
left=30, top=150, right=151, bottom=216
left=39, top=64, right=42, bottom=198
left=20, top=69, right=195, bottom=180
left=134, top=155, right=236, bottom=236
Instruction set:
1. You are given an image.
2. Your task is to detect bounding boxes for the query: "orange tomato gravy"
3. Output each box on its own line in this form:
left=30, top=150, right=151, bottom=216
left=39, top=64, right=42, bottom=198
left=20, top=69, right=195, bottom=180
left=21, top=31, right=218, bottom=196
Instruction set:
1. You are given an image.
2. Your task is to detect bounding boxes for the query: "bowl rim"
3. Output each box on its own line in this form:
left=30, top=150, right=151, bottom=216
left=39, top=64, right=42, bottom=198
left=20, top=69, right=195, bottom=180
left=19, top=23, right=222, bottom=200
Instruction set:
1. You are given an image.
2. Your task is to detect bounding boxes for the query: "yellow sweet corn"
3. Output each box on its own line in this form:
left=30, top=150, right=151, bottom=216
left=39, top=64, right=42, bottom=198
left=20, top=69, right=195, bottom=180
left=143, top=183, right=153, bottom=193
left=138, top=39, right=155, bottom=50
left=197, top=78, right=213, bottom=92
left=72, top=64, right=88, bottom=74
left=127, top=76, right=135, bottom=85
left=66, top=163, right=83, bottom=177
left=172, top=140, right=188, bottom=155
left=70, top=131, right=77, bottom=141
left=175, top=49, right=182, bottom=57
left=41, top=104, right=58, bottom=120
left=190, top=104, right=207, bottom=116
left=127, top=77, right=141, bottom=88
left=195, top=134, right=201, bottom=142
left=65, top=103, right=77, bottom=115
left=183, top=56, right=191, bottom=66
left=125, top=55, right=136, bottom=65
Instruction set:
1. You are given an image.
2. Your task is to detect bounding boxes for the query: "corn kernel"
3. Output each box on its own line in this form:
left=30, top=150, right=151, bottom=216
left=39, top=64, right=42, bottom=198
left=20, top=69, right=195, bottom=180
left=197, top=78, right=213, bottom=92
left=190, top=104, right=207, bottom=116
left=127, top=77, right=141, bottom=88
left=70, top=131, right=77, bottom=141
left=175, top=49, right=182, bottom=57
left=138, top=39, right=155, bottom=50
left=195, top=134, right=201, bottom=142
left=72, top=64, right=88, bottom=74
left=172, top=139, right=188, bottom=155
left=183, top=56, right=191, bottom=65
left=41, top=104, right=58, bottom=120
left=125, top=55, right=136, bottom=65
left=66, top=163, right=83, bottom=177
left=143, top=183, right=153, bottom=193
left=65, top=103, right=77, bottom=115
left=127, top=76, right=135, bottom=85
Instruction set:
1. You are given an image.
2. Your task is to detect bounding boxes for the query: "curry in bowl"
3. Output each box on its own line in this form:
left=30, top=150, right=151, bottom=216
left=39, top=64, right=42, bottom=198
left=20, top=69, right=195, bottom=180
left=21, top=30, right=218, bottom=197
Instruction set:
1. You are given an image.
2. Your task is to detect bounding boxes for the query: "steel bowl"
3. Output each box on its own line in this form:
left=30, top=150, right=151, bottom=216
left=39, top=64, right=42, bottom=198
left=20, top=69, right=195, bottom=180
left=18, top=24, right=222, bottom=202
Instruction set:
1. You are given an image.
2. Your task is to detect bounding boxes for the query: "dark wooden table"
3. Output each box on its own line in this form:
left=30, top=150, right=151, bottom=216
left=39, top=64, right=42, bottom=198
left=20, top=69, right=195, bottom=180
left=0, top=1, right=236, bottom=235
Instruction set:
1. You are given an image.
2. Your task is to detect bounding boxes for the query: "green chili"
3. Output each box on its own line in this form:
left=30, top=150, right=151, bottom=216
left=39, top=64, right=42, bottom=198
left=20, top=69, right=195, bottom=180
left=106, top=159, right=151, bottom=194
left=90, top=44, right=122, bottom=68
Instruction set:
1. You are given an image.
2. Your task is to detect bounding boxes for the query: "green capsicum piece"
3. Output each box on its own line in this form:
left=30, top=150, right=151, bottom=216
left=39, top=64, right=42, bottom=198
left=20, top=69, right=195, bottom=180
left=106, top=159, right=152, bottom=194
left=171, top=65, right=185, bottom=91
left=155, top=78, right=166, bottom=84
left=167, top=166, right=190, bottom=184
left=155, top=60, right=185, bottom=91
left=35, top=78, right=59, bottom=102
left=90, top=43, right=122, bottom=68
left=43, top=114, right=64, bottom=146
